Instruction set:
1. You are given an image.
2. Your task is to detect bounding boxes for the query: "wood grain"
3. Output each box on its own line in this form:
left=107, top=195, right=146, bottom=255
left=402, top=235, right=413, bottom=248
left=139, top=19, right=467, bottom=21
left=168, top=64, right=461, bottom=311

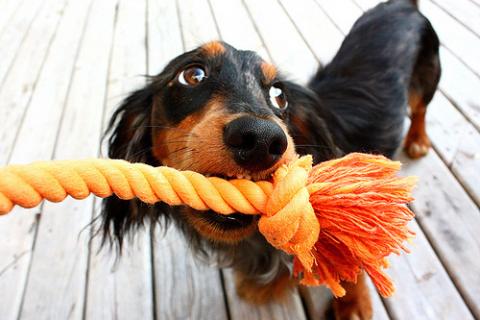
left=20, top=1, right=117, bottom=319
left=419, top=0, right=480, bottom=76
left=85, top=0, right=155, bottom=319
left=223, top=269, right=307, bottom=320
left=279, top=0, right=344, bottom=64
left=243, top=0, right=318, bottom=84
left=284, top=0, right=480, bottom=317
left=0, top=0, right=93, bottom=318
left=0, top=0, right=478, bottom=318
left=0, top=0, right=24, bottom=40
left=0, top=0, right=68, bottom=165
left=383, top=220, right=473, bottom=319
left=430, top=0, right=480, bottom=38
left=437, top=47, right=480, bottom=132
left=148, top=1, right=228, bottom=319
left=0, top=0, right=43, bottom=87
left=206, top=0, right=313, bottom=316
left=208, top=0, right=270, bottom=60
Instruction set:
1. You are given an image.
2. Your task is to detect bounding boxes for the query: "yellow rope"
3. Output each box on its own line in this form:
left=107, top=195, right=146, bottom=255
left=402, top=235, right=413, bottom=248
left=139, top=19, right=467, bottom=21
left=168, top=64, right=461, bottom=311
left=0, top=153, right=417, bottom=297
left=0, top=156, right=318, bottom=269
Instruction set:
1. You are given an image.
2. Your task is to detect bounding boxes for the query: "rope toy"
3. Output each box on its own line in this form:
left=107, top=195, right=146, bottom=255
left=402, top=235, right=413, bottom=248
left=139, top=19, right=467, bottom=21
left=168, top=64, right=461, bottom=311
left=0, top=153, right=416, bottom=297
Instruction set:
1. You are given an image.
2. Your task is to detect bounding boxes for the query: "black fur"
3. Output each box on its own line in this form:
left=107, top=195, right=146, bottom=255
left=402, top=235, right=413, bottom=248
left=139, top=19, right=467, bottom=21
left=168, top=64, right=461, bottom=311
left=99, top=0, right=440, bottom=288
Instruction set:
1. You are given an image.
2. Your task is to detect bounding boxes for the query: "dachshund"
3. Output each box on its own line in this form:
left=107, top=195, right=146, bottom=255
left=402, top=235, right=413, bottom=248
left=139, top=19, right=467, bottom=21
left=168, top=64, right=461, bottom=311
left=100, top=0, right=440, bottom=318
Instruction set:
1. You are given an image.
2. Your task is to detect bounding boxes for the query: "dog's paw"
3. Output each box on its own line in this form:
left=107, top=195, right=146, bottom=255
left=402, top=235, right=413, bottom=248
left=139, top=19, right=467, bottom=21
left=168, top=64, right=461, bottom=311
left=234, top=270, right=296, bottom=304
left=332, top=297, right=373, bottom=320
left=331, top=273, right=373, bottom=320
left=404, top=133, right=431, bottom=159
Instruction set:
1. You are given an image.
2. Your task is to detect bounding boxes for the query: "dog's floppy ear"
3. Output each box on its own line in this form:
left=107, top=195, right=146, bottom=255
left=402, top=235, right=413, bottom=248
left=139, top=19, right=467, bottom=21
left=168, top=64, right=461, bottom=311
left=99, top=84, right=167, bottom=250
left=284, top=81, right=342, bottom=162
left=106, top=85, right=156, bottom=163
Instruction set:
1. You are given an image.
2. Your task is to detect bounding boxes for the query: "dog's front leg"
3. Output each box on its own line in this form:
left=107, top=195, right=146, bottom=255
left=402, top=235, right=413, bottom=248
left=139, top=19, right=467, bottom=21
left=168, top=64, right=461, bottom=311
left=332, top=272, right=373, bottom=320
left=234, top=268, right=297, bottom=304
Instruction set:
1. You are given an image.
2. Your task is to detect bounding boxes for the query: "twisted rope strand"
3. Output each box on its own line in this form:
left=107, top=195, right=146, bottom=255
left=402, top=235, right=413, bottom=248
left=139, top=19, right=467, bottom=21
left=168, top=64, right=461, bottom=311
left=0, top=156, right=319, bottom=273
left=0, top=153, right=416, bottom=298
left=0, top=159, right=276, bottom=215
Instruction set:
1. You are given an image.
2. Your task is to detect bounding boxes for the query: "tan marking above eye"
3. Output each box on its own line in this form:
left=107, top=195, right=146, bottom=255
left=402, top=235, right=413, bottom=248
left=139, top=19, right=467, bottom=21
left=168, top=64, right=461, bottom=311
left=201, top=41, right=225, bottom=57
left=260, top=62, right=277, bottom=84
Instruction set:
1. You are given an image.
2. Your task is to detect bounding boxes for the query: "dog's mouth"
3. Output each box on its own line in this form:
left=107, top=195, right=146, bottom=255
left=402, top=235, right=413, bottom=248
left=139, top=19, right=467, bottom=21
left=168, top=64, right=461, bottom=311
left=197, top=210, right=257, bottom=229
left=203, top=168, right=276, bottom=182
left=184, top=207, right=259, bottom=244
left=184, top=168, right=276, bottom=243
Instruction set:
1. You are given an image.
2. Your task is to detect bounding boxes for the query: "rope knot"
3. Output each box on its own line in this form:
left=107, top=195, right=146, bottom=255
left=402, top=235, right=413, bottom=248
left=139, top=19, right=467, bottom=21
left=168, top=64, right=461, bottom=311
left=258, top=155, right=319, bottom=271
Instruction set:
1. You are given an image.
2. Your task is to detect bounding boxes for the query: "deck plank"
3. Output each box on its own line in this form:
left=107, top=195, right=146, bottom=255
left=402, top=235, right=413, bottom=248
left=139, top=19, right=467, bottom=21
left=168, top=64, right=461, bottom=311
left=427, top=93, right=480, bottom=205
left=152, top=229, right=228, bottom=320
left=177, top=0, right=219, bottom=50
left=430, top=0, right=480, bottom=38
left=147, top=0, right=183, bottom=75
left=243, top=0, right=317, bottom=83
left=419, top=0, right=480, bottom=77
left=278, top=0, right=343, bottom=64
left=355, top=0, right=480, bottom=134
left=223, top=269, right=307, bottom=320
left=0, top=0, right=44, bottom=88
left=438, top=47, right=480, bottom=132
left=0, top=0, right=69, bottom=164
left=383, top=221, right=473, bottom=319
left=400, top=151, right=480, bottom=318
left=276, top=0, right=390, bottom=317
left=355, top=0, right=480, bottom=208
left=208, top=0, right=269, bottom=60
left=202, top=1, right=309, bottom=317
left=85, top=1, right=155, bottom=319
left=0, top=0, right=93, bottom=318
left=19, top=1, right=117, bottom=319
left=314, top=0, right=480, bottom=317
left=148, top=1, right=228, bottom=319
left=314, top=0, right=362, bottom=34
left=0, top=0, right=25, bottom=41
left=0, top=0, right=478, bottom=318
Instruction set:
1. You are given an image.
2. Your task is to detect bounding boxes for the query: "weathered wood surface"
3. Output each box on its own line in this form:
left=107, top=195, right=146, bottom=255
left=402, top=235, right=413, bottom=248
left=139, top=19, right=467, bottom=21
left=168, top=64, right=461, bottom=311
left=21, top=0, right=117, bottom=318
left=149, top=1, right=228, bottom=319
left=0, top=0, right=93, bottom=317
left=85, top=0, right=155, bottom=319
left=430, top=0, right=480, bottom=38
left=0, top=0, right=43, bottom=87
left=0, top=0, right=479, bottom=319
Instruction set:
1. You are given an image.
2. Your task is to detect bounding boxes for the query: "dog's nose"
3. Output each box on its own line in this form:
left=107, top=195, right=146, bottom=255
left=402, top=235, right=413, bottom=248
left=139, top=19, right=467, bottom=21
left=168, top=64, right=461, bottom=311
left=223, top=116, right=288, bottom=171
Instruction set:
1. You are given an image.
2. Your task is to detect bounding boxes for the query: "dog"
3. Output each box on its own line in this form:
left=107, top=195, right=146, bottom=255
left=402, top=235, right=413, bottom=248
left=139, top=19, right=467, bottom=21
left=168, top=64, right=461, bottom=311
left=100, top=0, right=440, bottom=318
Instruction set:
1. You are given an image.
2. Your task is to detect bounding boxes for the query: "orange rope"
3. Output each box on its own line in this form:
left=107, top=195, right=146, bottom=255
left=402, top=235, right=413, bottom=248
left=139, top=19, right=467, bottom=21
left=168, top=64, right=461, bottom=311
left=0, top=153, right=416, bottom=297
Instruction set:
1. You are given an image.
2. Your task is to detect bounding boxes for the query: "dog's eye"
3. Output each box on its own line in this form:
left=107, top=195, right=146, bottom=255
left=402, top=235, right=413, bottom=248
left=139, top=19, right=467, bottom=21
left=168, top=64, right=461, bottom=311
left=269, top=84, right=288, bottom=109
left=178, top=66, right=207, bottom=86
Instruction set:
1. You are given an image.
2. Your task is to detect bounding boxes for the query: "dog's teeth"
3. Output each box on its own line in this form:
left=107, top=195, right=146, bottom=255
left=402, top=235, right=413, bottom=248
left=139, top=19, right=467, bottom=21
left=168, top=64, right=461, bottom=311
left=236, top=174, right=244, bottom=179
left=244, top=174, right=251, bottom=180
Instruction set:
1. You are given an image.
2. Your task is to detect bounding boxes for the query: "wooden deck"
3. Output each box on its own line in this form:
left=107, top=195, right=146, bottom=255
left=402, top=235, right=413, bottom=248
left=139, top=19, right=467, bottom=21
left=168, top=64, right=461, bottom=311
left=0, top=0, right=479, bottom=319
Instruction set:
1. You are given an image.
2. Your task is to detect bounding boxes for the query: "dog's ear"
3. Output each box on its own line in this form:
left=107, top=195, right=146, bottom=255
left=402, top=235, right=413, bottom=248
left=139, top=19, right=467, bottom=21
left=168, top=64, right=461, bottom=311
left=99, top=84, right=168, bottom=250
left=105, top=85, right=156, bottom=163
left=284, top=81, right=342, bottom=162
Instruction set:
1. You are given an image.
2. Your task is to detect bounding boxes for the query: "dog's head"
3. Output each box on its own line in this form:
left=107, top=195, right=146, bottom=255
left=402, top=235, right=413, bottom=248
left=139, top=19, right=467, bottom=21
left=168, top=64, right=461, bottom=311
left=102, top=41, right=337, bottom=248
